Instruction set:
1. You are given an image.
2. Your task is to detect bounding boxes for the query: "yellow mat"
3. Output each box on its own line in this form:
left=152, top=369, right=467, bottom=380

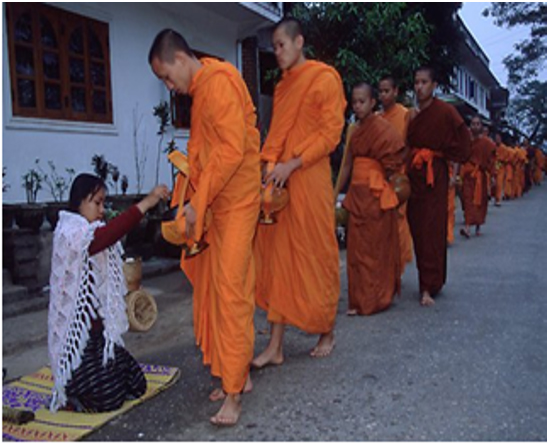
left=3, top=364, right=180, bottom=441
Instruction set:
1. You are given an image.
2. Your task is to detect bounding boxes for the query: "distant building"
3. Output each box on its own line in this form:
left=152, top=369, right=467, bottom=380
left=439, top=16, right=509, bottom=129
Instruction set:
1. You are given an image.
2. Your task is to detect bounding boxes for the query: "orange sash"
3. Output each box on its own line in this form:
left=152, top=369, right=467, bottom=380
left=411, top=148, right=443, bottom=187
left=352, top=158, right=399, bottom=210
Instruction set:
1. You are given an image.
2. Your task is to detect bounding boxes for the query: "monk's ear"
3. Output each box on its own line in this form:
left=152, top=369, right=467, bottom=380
left=294, top=35, right=304, bottom=51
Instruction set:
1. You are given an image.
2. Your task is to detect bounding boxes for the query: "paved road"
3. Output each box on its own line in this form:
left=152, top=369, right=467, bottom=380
left=16, top=183, right=548, bottom=441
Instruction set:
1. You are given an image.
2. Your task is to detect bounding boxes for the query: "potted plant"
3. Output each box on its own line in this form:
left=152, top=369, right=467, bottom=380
left=3, top=167, right=17, bottom=229
left=16, top=160, right=45, bottom=232
left=38, top=160, right=75, bottom=230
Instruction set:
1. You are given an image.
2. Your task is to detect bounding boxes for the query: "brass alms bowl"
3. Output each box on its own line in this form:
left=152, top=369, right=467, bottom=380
left=389, top=172, right=411, bottom=205
left=259, top=186, right=289, bottom=225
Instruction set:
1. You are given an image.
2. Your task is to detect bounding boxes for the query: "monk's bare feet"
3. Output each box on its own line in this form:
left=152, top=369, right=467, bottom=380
left=251, top=346, right=284, bottom=370
left=475, top=225, right=481, bottom=236
left=210, top=394, right=241, bottom=427
left=209, top=376, right=253, bottom=402
left=347, top=309, right=357, bottom=316
left=310, top=331, right=335, bottom=358
left=460, top=228, right=470, bottom=239
left=420, top=291, right=435, bottom=307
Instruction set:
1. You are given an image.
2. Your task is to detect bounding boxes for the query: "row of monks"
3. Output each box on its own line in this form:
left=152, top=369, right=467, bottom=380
left=448, top=131, right=546, bottom=242
left=148, top=19, right=545, bottom=426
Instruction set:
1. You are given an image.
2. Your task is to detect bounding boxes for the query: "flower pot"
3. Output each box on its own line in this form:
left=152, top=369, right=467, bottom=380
left=45, top=202, right=68, bottom=231
left=3, top=204, right=19, bottom=229
left=15, top=204, right=45, bottom=232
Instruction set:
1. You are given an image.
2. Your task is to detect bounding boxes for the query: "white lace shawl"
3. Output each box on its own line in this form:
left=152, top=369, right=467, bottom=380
left=48, top=210, right=128, bottom=412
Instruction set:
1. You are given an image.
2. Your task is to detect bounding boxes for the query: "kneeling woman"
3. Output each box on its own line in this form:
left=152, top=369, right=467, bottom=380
left=48, top=173, right=168, bottom=412
left=334, top=83, right=407, bottom=315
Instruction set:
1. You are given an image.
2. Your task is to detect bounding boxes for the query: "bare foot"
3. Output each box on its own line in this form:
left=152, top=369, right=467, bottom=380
left=347, top=309, right=357, bottom=316
left=209, top=376, right=253, bottom=402
left=251, top=347, right=284, bottom=370
left=420, top=292, right=435, bottom=307
left=210, top=394, right=241, bottom=427
left=310, top=331, right=335, bottom=358
left=475, top=226, right=481, bottom=236
left=460, top=228, right=470, bottom=239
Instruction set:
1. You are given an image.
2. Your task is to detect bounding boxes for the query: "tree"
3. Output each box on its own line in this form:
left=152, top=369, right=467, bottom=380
left=289, top=2, right=463, bottom=95
left=483, top=2, right=547, bottom=86
left=483, top=3, right=547, bottom=148
left=504, top=80, right=547, bottom=148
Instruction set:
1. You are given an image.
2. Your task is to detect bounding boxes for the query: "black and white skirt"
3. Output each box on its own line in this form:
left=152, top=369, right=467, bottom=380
left=65, top=328, right=146, bottom=413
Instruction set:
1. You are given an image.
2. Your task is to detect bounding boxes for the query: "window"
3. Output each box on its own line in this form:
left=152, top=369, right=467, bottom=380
left=6, top=3, right=112, bottom=123
left=170, top=50, right=221, bottom=130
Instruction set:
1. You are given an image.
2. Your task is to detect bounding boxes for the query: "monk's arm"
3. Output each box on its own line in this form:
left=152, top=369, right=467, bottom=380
left=291, top=72, right=346, bottom=168
left=443, top=106, right=472, bottom=164
left=190, top=75, right=245, bottom=210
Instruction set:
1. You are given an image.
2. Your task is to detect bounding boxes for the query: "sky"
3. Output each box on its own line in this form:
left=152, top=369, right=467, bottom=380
left=459, top=2, right=546, bottom=88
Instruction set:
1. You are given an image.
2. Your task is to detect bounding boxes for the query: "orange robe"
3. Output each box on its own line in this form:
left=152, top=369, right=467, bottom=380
left=181, top=58, right=261, bottom=394
left=504, top=147, right=515, bottom=199
left=461, top=136, right=495, bottom=226
left=406, top=98, right=471, bottom=295
left=379, top=103, right=413, bottom=270
left=534, top=149, right=545, bottom=184
left=255, top=60, right=346, bottom=334
left=343, top=115, right=405, bottom=315
left=494, top=143, right=509, bottom=204
left=513, top=147, right=525, bottom=198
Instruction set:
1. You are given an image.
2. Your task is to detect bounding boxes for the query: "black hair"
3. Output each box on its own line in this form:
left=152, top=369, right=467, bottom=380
left=379, top=76, right=398, bottom=89
left=273, top=16, right=304, bottom=40
left=353, top=82, right=378, bottom=101
left=148, top=28, right=195, bottom=65
left=68, top=173, right=107, bottom=213
left=415, top=66, right=437, bottom=83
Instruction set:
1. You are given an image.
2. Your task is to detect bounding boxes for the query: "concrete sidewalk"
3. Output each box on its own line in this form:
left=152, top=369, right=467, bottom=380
left=2, top=257, right=189, bottom=382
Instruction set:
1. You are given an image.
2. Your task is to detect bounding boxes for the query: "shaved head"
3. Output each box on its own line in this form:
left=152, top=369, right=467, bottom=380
left=273, top=17, right=304, bottom=40
left=148, top=28, right=194, bottom=65
left=353, top=82, right=377, bottom=101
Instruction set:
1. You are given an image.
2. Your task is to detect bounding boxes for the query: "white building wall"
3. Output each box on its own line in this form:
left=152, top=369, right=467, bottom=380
left=2, top=2, right=239, bottom=203
left=452, top=66, right=490, bottom=118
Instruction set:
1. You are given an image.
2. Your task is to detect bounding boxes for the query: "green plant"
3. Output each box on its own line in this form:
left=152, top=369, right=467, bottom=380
left=22, top=160, right=44, bottom=203
left=3, top=167, right=10, bottom=193
left=109, top=164, right=120, bottom=195
left=38, top=160, right=75, bottom=202
left=153, top=100, right=171, bottom=186
left=121, top=175, right=129, bottom=195
left=91, top=154, right=109, bottom=181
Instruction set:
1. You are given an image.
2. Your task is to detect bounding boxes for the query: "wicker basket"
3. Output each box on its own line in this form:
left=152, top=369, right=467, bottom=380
left=125, top=289, right=158, bottom=332
left=123, top=257, right=142, bottom=292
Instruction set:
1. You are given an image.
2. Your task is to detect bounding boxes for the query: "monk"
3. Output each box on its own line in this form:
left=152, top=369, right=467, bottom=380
left=406, top=67, right=471, bottom=307
left=149, top=29, right=261, bottom=426
left=523, top=138, right=535, bottom=193
left=459, top=116, right=495, bottom=238
left=253, top=17, right=345, bottom=368
left=334, top=83, right=405, bottom=315
left=378, top=76, right=414, bottom=272
left=493, top=133, right=509, bottom=206
left=534, top=147, right=546, bottom=185
left=504, top=145, right=515, bottom=200
left=513, top=144, right=525, bottom=198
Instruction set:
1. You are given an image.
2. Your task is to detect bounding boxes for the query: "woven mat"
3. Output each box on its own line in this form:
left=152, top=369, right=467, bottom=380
left=3, top=364, right=180, bottom=441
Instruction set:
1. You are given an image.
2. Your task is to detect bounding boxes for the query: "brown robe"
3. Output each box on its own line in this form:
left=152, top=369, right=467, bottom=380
left=379, top=104, right=414, bottom=272
left=406, top=98, right=471, bottom=295
left=343, top=115, right=405, bottom=315
left=461, top=136, right=495, bottom=226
